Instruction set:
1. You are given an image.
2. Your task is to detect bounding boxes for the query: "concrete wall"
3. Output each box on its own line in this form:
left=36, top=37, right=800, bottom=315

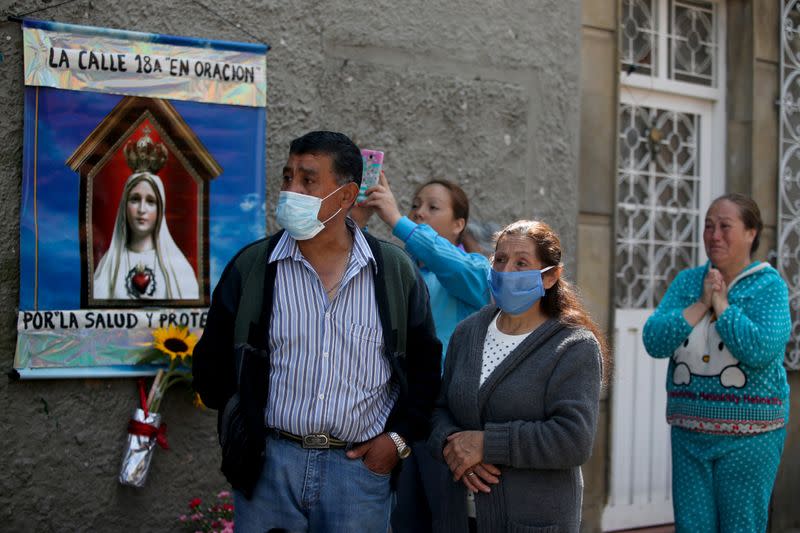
left=727, top=0, right=780, bottom=260
left=576, top=0, right=618, bottom=531
left=0, top=0, right=582, bottom=530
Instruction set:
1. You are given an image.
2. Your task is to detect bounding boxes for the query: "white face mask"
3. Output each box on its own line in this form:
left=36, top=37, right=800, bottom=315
left=275, top=185, right=344, bottom=240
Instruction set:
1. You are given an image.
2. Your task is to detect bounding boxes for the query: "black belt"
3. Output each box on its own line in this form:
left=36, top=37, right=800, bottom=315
left=275, top=430, right=349, bottom=449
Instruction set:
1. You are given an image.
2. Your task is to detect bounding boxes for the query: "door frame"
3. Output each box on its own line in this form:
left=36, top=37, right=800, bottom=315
left=603, top=89, right=724, bottom=531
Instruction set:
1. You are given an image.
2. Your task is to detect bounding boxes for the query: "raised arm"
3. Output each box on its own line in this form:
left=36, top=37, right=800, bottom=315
left=394, top=217, right=490, bottom=309
left=355, top=172, right=491, bottom=309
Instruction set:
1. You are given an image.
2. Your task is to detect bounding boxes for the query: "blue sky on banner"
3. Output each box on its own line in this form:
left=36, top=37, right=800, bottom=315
left=19, top=86, right=267, bottom=310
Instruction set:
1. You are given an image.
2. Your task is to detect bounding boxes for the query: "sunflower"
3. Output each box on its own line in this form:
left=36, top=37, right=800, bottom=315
left=152, top=325, right=198, bottom=363
left=193, top=392, right=207, bottom=410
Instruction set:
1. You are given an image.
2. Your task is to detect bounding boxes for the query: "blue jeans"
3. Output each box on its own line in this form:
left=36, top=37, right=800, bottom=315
left=234, top=433, right=392, bottom=533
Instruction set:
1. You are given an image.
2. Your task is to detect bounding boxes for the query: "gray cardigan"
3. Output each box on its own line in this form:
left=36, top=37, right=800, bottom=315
left=428, top=306, right=602, bottom=533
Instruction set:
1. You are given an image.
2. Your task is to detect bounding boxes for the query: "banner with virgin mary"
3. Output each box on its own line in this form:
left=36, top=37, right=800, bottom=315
left=14, top=19, right=268, bottom=378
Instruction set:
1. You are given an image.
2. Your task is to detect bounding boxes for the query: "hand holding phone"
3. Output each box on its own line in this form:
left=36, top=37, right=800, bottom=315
left=357, top=149, right=384, bottom=203
left=356, top=169, right=402, bottom=229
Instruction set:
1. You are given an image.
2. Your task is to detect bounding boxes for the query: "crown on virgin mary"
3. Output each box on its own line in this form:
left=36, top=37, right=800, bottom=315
left=124, top=126, right=168, bottom=174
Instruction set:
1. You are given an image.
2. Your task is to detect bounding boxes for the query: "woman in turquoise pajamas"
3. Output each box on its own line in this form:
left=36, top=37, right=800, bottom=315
left=353, top=172, right=491, bottom=533
left=643, top=194, right=791, bottom=533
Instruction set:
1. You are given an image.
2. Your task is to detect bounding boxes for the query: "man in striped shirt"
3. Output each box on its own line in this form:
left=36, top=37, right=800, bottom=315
left=194, top=131, right=442, bottom=532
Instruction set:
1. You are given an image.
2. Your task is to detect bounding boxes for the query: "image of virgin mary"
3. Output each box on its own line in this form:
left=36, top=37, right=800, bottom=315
left=93, top=129, right=199, bottom=300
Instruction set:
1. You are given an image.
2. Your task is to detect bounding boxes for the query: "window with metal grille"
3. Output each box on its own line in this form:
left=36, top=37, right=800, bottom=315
left=621, top=0, right=719, bottom=87
left=616, top=103, right=702, bottom=309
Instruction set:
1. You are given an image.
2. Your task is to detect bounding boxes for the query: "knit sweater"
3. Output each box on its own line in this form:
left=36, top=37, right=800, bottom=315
left=428, top=306, right=602, bottom=533
left=642, top=261, right=791, bottom=435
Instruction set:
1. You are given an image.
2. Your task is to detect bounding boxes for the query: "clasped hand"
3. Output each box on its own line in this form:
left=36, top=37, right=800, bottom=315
left=443, top=431, right=501, bottom=493
left=702, top=267, right=729, bottom=315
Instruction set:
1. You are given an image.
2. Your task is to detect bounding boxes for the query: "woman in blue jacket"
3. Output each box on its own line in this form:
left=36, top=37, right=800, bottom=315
left=354, top=172, right=491, bottom=359
left=353, top=172, right=491, bottom=533
left=643, top=194, right=791, bottom=533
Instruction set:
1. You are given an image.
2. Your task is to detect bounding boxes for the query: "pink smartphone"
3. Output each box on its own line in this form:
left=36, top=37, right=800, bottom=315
left=358, top=149, right=384, bottom=202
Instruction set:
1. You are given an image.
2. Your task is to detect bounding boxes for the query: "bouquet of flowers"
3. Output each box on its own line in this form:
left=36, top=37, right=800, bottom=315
left=179, top=490, right=235, bottom=532
left=119, top=325, right=199, bottom=488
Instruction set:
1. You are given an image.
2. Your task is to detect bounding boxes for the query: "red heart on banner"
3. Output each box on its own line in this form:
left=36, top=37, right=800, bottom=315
left=132, top=271, right=151, bottom=294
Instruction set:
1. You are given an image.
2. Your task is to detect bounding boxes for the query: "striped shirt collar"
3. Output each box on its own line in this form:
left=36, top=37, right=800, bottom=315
left=268, top=217, right=377, bottom=273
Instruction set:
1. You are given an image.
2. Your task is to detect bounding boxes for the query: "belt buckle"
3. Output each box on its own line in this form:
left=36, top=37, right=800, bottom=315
left=302, top=433, right=330, bottom=449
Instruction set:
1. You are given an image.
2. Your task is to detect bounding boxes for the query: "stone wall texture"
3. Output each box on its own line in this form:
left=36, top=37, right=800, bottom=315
left=0, top=0, right=582, bottom=531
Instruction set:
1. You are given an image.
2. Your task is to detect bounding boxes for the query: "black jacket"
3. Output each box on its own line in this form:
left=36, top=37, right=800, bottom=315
left=193, top=230, right=442, bottom=495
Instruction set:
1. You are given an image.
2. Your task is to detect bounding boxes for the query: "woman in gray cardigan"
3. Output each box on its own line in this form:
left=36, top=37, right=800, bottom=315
left=429, top=220, right=606, bottom=533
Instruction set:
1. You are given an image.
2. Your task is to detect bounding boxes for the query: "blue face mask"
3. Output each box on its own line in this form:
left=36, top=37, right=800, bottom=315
left=489, top=266, right=555, bottom=315
left=275, top=186, right=344, bottom=240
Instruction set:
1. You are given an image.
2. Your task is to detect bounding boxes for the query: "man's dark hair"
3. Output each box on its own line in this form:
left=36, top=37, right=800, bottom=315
left=289, top=131, right=363, bottom=187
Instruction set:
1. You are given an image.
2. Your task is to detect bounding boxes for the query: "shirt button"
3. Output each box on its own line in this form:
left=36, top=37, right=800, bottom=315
left=322, top=352, right=329, bottom=358
left=318, top=393, right=324, bottom=400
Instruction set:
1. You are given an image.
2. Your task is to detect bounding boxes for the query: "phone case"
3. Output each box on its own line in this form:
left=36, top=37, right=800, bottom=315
left=358, top=149, right=384, bottom=202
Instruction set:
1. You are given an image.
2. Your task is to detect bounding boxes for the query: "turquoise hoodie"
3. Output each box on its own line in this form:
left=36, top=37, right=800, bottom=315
left=643, top=262, right=791, bottom=435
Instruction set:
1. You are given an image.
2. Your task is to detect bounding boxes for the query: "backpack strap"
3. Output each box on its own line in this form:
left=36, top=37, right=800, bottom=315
left=249, top=231, right=283, bottom=349
left=232, top=230, right=284, bottom=349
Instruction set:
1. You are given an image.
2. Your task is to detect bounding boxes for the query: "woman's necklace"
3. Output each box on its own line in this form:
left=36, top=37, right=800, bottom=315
left=325, top=241, right=353, bottom=300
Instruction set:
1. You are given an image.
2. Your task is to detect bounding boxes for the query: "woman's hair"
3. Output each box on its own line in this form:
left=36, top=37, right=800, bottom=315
left=494, top=220, right=611, bottom=384
left=710, top=193, right=763, bottom=255
left=414, top=179, right=470, bottom=244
